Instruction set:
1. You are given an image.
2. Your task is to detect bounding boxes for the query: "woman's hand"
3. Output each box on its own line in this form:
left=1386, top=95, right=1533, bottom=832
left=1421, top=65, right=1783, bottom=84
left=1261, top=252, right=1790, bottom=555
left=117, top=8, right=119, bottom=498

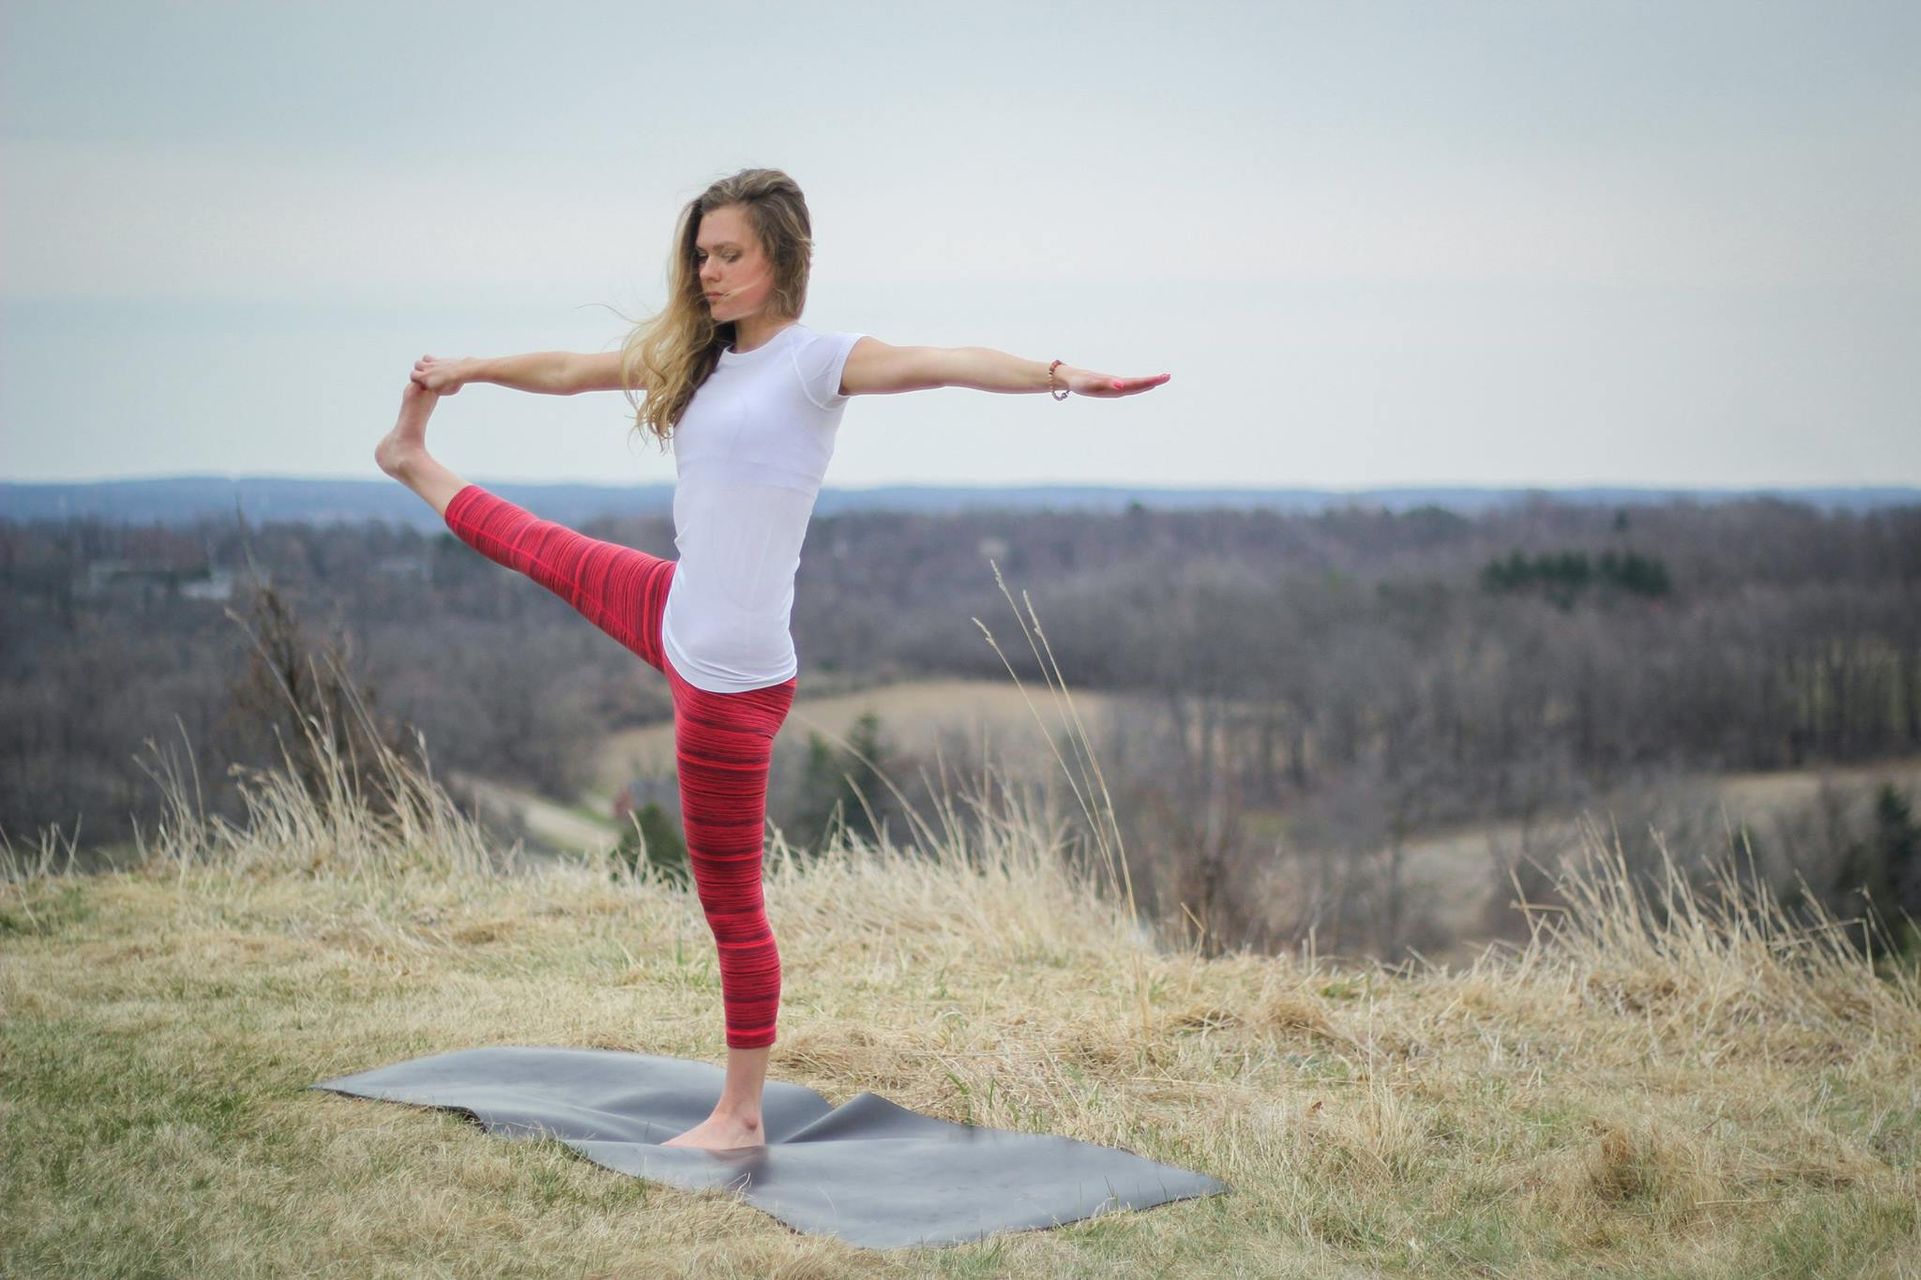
left=1058, top=366, right=1172, bottom=398
left=411, top=354, right=474, bottom=395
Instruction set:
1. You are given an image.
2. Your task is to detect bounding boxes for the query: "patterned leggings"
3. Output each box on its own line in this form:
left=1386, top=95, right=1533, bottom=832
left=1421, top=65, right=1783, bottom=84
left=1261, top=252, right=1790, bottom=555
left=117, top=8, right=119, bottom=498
left=442, top=483, right=796, bottom=1050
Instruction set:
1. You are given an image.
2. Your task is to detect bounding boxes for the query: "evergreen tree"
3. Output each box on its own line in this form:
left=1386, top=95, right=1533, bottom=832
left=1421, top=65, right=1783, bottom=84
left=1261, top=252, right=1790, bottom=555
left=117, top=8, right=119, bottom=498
left=609, top=800, right=689, bottom=886
left=790, top=732, right=845, bottom=855
left=1875, top=784, right=1921, bottom=953
left=1832, top=783, right=1921, bottom=957
left=789, top=710, right=893, bottom=856
left=842, top=710, right=891, bottom=844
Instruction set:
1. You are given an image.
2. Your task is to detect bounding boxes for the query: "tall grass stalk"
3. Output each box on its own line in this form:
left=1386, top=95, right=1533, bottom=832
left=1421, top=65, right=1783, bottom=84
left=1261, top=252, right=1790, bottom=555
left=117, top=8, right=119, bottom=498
left=972, top=560, right=1160, bottom=1036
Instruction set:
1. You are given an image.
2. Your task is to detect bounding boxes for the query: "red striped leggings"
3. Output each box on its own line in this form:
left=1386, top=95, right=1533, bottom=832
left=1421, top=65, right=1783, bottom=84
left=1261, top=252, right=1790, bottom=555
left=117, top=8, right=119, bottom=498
left=442, top=483, right=796, bottom=1050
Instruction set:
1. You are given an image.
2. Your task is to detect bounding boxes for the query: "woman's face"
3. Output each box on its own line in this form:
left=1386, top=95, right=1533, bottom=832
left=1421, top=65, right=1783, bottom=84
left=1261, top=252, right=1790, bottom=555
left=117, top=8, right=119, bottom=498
left=695, top=204, right=776, bottom=324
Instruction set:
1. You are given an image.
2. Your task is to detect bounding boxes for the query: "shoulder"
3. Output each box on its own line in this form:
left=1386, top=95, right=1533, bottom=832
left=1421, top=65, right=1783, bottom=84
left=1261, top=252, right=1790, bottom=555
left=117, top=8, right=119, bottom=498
left=787, top=325, right=866, bottom=408
left=792, top=324, right=864, bottom=350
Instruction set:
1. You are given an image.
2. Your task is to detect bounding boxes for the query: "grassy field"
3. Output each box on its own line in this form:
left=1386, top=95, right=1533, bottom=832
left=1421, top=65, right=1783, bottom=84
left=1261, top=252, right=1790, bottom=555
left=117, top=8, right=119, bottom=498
left=5, top=651, right=1920, bottom=1277
left=592, top=676, right=1124, bottom=793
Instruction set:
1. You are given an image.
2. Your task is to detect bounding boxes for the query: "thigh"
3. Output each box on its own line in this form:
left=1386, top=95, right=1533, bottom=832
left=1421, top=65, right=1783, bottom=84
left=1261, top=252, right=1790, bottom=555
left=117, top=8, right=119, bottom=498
left=445, top=484, right=675, bottom=672
left=668, top=674, right=797, bottom=855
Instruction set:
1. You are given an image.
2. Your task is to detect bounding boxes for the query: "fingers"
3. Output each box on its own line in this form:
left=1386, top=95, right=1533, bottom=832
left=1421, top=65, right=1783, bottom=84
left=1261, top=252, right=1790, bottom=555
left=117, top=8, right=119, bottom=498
left=1103, top=373, right=1171, bottom=395
left=409, top=358, right=451, bottom=392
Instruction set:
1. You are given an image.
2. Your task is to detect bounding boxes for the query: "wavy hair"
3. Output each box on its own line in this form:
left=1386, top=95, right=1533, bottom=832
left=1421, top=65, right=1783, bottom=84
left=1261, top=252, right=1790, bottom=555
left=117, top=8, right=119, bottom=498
left=615, top=168, right=815, bottom=451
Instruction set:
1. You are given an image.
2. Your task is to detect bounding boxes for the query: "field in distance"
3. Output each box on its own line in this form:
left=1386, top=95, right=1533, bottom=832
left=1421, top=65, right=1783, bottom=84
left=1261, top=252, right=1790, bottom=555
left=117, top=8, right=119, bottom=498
left=591, top=676, right=1118, bottom=792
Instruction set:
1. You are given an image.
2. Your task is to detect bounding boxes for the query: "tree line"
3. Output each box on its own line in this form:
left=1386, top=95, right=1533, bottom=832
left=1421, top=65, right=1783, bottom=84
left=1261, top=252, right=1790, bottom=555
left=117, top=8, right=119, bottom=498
left=4, top=495, right=1918, bottom=964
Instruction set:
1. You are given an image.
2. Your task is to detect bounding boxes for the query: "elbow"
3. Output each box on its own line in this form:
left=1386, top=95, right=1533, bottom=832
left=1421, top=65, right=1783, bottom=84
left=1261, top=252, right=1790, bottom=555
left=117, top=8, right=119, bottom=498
left=926, top=346, right=972, bottom=393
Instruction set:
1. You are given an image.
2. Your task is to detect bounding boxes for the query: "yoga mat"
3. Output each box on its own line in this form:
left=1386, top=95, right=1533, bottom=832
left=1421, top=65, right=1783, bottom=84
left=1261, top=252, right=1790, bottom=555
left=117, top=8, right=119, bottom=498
left=310, top=1044, right=1232, bottom=1249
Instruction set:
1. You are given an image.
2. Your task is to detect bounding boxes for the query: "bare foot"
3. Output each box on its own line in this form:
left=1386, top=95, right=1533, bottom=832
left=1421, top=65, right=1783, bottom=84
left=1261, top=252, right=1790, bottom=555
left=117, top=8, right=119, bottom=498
left=661, top=1111, right=764, bottom=1151
left=376, top=381, right=438, bottom=481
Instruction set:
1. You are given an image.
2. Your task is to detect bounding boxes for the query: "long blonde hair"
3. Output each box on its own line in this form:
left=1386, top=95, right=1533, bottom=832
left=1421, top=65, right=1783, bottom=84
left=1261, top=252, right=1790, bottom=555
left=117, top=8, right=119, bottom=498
left=617, top=168, right=816, bottom=451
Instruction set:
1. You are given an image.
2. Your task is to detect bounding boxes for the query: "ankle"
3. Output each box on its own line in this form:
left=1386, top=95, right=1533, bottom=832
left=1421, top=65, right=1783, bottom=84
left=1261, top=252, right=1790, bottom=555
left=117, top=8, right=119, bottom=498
left=375, top=434, right=423, bottom=480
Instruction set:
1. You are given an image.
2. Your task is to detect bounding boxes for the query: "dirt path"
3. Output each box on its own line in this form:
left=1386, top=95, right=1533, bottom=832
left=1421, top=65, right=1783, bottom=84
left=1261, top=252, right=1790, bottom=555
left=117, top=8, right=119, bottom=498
left=447, top=768, right=623, bottom=861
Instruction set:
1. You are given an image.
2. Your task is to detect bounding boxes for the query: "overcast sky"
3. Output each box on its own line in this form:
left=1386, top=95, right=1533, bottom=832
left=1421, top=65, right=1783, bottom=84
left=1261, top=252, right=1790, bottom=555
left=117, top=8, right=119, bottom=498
left=3, top=0, right=1916, bottom=491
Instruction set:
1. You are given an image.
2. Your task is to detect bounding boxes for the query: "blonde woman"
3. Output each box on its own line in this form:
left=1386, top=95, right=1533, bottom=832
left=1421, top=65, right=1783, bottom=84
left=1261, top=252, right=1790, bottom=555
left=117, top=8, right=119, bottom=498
left=375, top=167, right=1170, bottom=1151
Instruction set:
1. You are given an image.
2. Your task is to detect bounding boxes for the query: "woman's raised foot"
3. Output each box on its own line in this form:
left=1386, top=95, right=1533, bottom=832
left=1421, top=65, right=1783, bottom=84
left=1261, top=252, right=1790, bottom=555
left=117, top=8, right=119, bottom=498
left=376, top=380, right=438, bottom=481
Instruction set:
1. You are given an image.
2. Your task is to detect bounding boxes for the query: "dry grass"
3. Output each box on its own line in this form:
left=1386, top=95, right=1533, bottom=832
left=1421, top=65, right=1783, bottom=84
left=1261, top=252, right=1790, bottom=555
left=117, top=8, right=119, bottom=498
left=3, top=575, right=1919, bottom=1277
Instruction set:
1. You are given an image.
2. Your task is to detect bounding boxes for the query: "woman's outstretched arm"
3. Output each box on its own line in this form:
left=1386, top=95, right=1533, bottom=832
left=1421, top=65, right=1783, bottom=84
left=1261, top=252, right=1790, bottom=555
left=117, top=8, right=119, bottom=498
left=412, top=351, right=634, bottom=396
left=839, top=338, right=1171, bottom=398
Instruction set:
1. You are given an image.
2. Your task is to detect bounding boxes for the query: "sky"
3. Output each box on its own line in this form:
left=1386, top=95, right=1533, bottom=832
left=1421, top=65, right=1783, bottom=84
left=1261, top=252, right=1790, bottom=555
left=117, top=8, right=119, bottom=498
left=2, top=0, right=1917, bottom=491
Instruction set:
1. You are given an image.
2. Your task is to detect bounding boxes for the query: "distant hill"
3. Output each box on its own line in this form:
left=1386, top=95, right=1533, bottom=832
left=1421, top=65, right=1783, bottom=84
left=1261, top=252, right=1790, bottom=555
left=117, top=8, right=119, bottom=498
left=2, top=475, right=1916, bottom=529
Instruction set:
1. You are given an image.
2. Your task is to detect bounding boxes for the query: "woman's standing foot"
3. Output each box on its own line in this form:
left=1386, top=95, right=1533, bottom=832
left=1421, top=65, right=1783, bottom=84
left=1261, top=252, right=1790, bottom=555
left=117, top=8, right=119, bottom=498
left=661, top=1045, right=772, bottom=1150
left=661, top=1109, right=764, bottom=1151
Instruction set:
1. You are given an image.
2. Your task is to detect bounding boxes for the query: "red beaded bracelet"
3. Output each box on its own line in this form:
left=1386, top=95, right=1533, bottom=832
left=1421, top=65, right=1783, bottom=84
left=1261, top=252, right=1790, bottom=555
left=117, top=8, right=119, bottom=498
left=1047, top=359, right=1069, bottom=401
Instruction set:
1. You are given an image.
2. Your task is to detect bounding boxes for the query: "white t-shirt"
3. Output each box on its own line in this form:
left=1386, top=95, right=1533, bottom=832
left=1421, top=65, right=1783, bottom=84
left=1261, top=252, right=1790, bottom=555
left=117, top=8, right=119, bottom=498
left=659, top=321, right=865, bottom=692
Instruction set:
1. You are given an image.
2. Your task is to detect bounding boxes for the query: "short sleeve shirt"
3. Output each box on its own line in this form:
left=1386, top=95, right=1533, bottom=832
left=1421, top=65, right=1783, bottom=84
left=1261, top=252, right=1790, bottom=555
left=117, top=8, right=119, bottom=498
left=659, top=322, right=865, bottom=692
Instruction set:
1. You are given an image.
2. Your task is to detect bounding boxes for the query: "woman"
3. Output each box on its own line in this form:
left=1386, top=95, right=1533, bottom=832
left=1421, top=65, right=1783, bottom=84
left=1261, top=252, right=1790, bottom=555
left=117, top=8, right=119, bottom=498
left=375, top=167, right=1169, bottom=1152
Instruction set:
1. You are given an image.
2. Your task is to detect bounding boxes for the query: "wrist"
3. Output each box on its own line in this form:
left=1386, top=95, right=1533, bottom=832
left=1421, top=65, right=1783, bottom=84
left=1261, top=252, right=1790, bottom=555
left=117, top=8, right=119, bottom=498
left=1045, top=359, right=1073, bottom=399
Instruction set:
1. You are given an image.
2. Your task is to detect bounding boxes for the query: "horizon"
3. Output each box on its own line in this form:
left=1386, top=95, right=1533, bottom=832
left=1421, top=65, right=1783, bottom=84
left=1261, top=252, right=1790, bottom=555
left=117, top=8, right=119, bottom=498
left=7, top=473, right=1915, bottom=529
left=9, top=474, right=1921, bottom=496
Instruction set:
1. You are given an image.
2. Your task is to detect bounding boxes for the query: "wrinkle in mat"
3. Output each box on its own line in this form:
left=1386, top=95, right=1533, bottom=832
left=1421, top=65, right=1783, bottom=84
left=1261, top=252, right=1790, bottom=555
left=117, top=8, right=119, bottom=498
left=311, top=1044, right=1231, bottom=1249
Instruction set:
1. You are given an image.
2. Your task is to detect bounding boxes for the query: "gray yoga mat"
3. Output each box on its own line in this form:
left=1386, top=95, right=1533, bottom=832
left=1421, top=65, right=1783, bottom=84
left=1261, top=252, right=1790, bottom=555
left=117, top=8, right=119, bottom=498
left=310, top=1044, right=1231, bottom=1249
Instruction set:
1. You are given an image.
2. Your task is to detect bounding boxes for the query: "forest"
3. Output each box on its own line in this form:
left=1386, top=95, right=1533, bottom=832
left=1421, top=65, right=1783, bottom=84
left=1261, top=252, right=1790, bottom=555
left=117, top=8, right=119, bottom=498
left=4, top=494, right=1918, bottom=962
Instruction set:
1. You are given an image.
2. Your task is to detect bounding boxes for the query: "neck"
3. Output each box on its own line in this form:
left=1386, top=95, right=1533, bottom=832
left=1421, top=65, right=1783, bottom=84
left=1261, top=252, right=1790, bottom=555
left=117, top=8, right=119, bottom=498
left=731, top=313, right=795, bottom=354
